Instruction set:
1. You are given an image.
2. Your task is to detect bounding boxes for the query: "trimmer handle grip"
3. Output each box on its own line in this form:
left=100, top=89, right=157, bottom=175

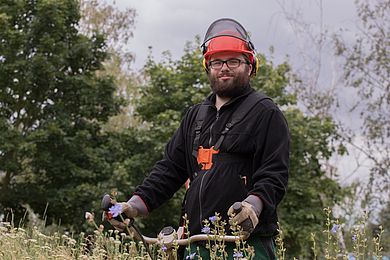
left=232, top=202, right=243, bottom=214
left=101, top=194, right=131, bottom=223
left=101, top=194, right=113, bottom=211
left=231, top=202, right=253, bottom=232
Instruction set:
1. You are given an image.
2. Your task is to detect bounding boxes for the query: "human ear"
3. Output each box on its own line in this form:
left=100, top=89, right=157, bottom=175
left=247, top=64, right=253, bottom=77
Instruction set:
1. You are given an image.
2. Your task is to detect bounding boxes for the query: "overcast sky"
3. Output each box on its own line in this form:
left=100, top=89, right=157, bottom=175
left=116, top=0, right=357, bottom=70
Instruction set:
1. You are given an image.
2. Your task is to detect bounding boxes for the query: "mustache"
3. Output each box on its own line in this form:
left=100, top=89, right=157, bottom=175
left=217, top=73, right=234, bottom=78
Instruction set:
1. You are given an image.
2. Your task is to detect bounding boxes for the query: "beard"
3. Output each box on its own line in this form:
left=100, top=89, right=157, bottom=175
left=208, top=69, right=251, bottom=98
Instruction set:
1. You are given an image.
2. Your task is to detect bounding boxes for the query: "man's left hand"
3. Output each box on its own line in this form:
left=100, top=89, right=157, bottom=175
left=228, top=201, right=259, bottom=236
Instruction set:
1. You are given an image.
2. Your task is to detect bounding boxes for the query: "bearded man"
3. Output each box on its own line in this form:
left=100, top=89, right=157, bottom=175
left=106, top=18, right=290, bottom=259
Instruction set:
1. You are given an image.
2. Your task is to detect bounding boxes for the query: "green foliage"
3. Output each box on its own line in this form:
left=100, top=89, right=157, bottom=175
left=0, top=0, right=124, bottom=230
left=279, top=109, right=347, bottom=257
left=79, top=0, right=139, bottom=132
left=251, top=54, right=296, bottom=106
left=334, top=0, right=390, bottom=200
left=378, top=195, right=390, bottom=254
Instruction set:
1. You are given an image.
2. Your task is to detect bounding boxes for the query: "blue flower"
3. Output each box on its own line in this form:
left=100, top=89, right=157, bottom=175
left=201, top=226, right=210, bottom=234
left=186, top=252, right=196, bottom=259
left=331, top=224, right=339, bottom=234
left=352, top=234, right=357, bottom=242
left=108, top=204, right=122, bottom=218
left=233, top=251, right=243, bottom=259
left=209, top=215, right=217, bottom=223
left=162, top=245, right=167, bottom=252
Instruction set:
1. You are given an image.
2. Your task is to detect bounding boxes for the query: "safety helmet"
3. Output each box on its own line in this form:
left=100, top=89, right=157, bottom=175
left=201, top=18, right=258, bottom=76
left=203, top=34, right=254, bottom=62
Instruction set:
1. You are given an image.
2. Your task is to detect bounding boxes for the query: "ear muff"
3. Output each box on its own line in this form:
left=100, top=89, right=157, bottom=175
left=251, top=56, right=259, bottom=77
left=202, top=58, right=209, bottom=73
left=247, top=40, right=259, bottom=77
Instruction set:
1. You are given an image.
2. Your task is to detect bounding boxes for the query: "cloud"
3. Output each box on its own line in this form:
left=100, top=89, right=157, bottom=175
left=118, top=0, right=356, bottom=71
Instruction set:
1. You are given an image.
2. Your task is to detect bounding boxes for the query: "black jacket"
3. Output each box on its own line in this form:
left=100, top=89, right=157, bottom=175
left=134, top=87, right=289, bottom=236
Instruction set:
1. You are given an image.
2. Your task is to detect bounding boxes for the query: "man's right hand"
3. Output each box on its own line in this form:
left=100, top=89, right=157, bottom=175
left=103, top=202, right=138, bottom=232
left=102, top=194, right=149, bottom=232
left=117, top=202, right=139, bottom=218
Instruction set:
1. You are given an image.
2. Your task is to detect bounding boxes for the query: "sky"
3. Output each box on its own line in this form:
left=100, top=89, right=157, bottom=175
left=115, top=0, right=357, bottom=71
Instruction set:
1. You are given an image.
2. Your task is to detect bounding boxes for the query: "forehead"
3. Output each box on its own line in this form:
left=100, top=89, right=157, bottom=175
left=209, top=51, right=246, bottom=60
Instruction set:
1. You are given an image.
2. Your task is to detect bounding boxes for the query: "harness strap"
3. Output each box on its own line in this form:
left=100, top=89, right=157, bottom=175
left=192, top=91, right=270, bottom=169
left=192, top=103, right=210, bottom=158
left=212, top=92, right=270, bottom=151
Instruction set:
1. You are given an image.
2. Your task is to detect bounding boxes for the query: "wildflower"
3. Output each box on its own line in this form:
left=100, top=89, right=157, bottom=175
left=352, top=234, right=357, bottom=242
left=186, top=252, right=196, bottom=259
left=85, top=212, right=94, bottom=223
left=98, top=225, right=104, bottom=232
left=233, top=251, right=243, bottom=259
left=331, top=224, right=338, bottom=234
left=162, top=245, right=167, bottom=252
left=109, top=204, right=122, bottom=218
left=201, top=226, right=210, bottom=234
left=209, top=215, right=217, bottom=223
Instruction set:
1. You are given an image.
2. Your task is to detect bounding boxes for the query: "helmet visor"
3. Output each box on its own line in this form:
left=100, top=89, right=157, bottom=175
left=202, top=18, right=250, bottom=47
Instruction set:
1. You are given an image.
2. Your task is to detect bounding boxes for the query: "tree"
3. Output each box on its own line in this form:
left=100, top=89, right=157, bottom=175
left=273, top=1, right=390, bottom=254
left=0, top=0, right=122, bottom=230
left=334, top=0, right=390, bottom=209
left=79, top=0, right=140, bottom=132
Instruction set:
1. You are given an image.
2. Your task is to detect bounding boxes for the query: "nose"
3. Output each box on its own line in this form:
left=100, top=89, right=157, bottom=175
left=220, top=62, right=230, bottom=71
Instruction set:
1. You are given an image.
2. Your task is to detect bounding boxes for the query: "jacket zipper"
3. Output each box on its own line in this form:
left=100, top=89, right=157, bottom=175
left=208, top=110, right=220, bottom=146
left=198, top=171, right=207, bottom=226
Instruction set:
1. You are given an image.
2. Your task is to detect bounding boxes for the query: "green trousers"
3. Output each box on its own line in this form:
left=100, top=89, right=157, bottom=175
left=183, top=235, right=277, bottom=260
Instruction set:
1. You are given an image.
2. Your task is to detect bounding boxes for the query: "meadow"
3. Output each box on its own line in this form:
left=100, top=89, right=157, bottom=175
left=0, top=207, right=388, bottom=259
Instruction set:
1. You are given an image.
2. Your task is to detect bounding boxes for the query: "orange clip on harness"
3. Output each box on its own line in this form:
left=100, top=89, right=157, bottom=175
left=197, top=146, right=219, bottom=170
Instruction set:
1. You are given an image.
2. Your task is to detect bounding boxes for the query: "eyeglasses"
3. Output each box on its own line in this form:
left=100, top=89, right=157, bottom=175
left=208, top=58, right=250, bottom=70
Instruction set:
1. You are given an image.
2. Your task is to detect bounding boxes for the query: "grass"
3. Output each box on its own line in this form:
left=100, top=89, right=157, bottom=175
left=0, top=207, right=387, bottom=259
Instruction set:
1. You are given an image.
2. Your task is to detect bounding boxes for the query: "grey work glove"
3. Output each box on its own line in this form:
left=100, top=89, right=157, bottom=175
left=228, top=196, right=262, bottom=238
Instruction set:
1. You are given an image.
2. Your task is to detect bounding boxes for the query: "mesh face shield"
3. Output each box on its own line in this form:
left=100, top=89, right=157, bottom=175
left=201, top=18, right=254, bottom=51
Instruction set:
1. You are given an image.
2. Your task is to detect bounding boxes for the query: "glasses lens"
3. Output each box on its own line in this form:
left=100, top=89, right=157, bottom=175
left=209, top=60, right=223, bottom=69
left=226, top=59, right=240, bottom=68
left=209, top=58, right=247, bottom=69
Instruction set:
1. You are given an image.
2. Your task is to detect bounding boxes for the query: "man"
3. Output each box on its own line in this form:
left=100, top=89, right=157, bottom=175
left=107, top=18, right=289, bottom=259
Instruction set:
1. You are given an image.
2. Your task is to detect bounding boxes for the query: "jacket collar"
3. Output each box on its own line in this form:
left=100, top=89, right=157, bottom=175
left=204, top=85, right=255, bottom=109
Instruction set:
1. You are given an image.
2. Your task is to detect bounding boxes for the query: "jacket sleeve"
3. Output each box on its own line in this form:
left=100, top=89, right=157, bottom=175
left=133, top=110, right=192, bottom=212
left=249, top=102, right=290, bottom=221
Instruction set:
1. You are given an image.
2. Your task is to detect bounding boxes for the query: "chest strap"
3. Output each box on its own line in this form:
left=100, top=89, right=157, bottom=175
left=191, top=103, right=209, bottom=158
